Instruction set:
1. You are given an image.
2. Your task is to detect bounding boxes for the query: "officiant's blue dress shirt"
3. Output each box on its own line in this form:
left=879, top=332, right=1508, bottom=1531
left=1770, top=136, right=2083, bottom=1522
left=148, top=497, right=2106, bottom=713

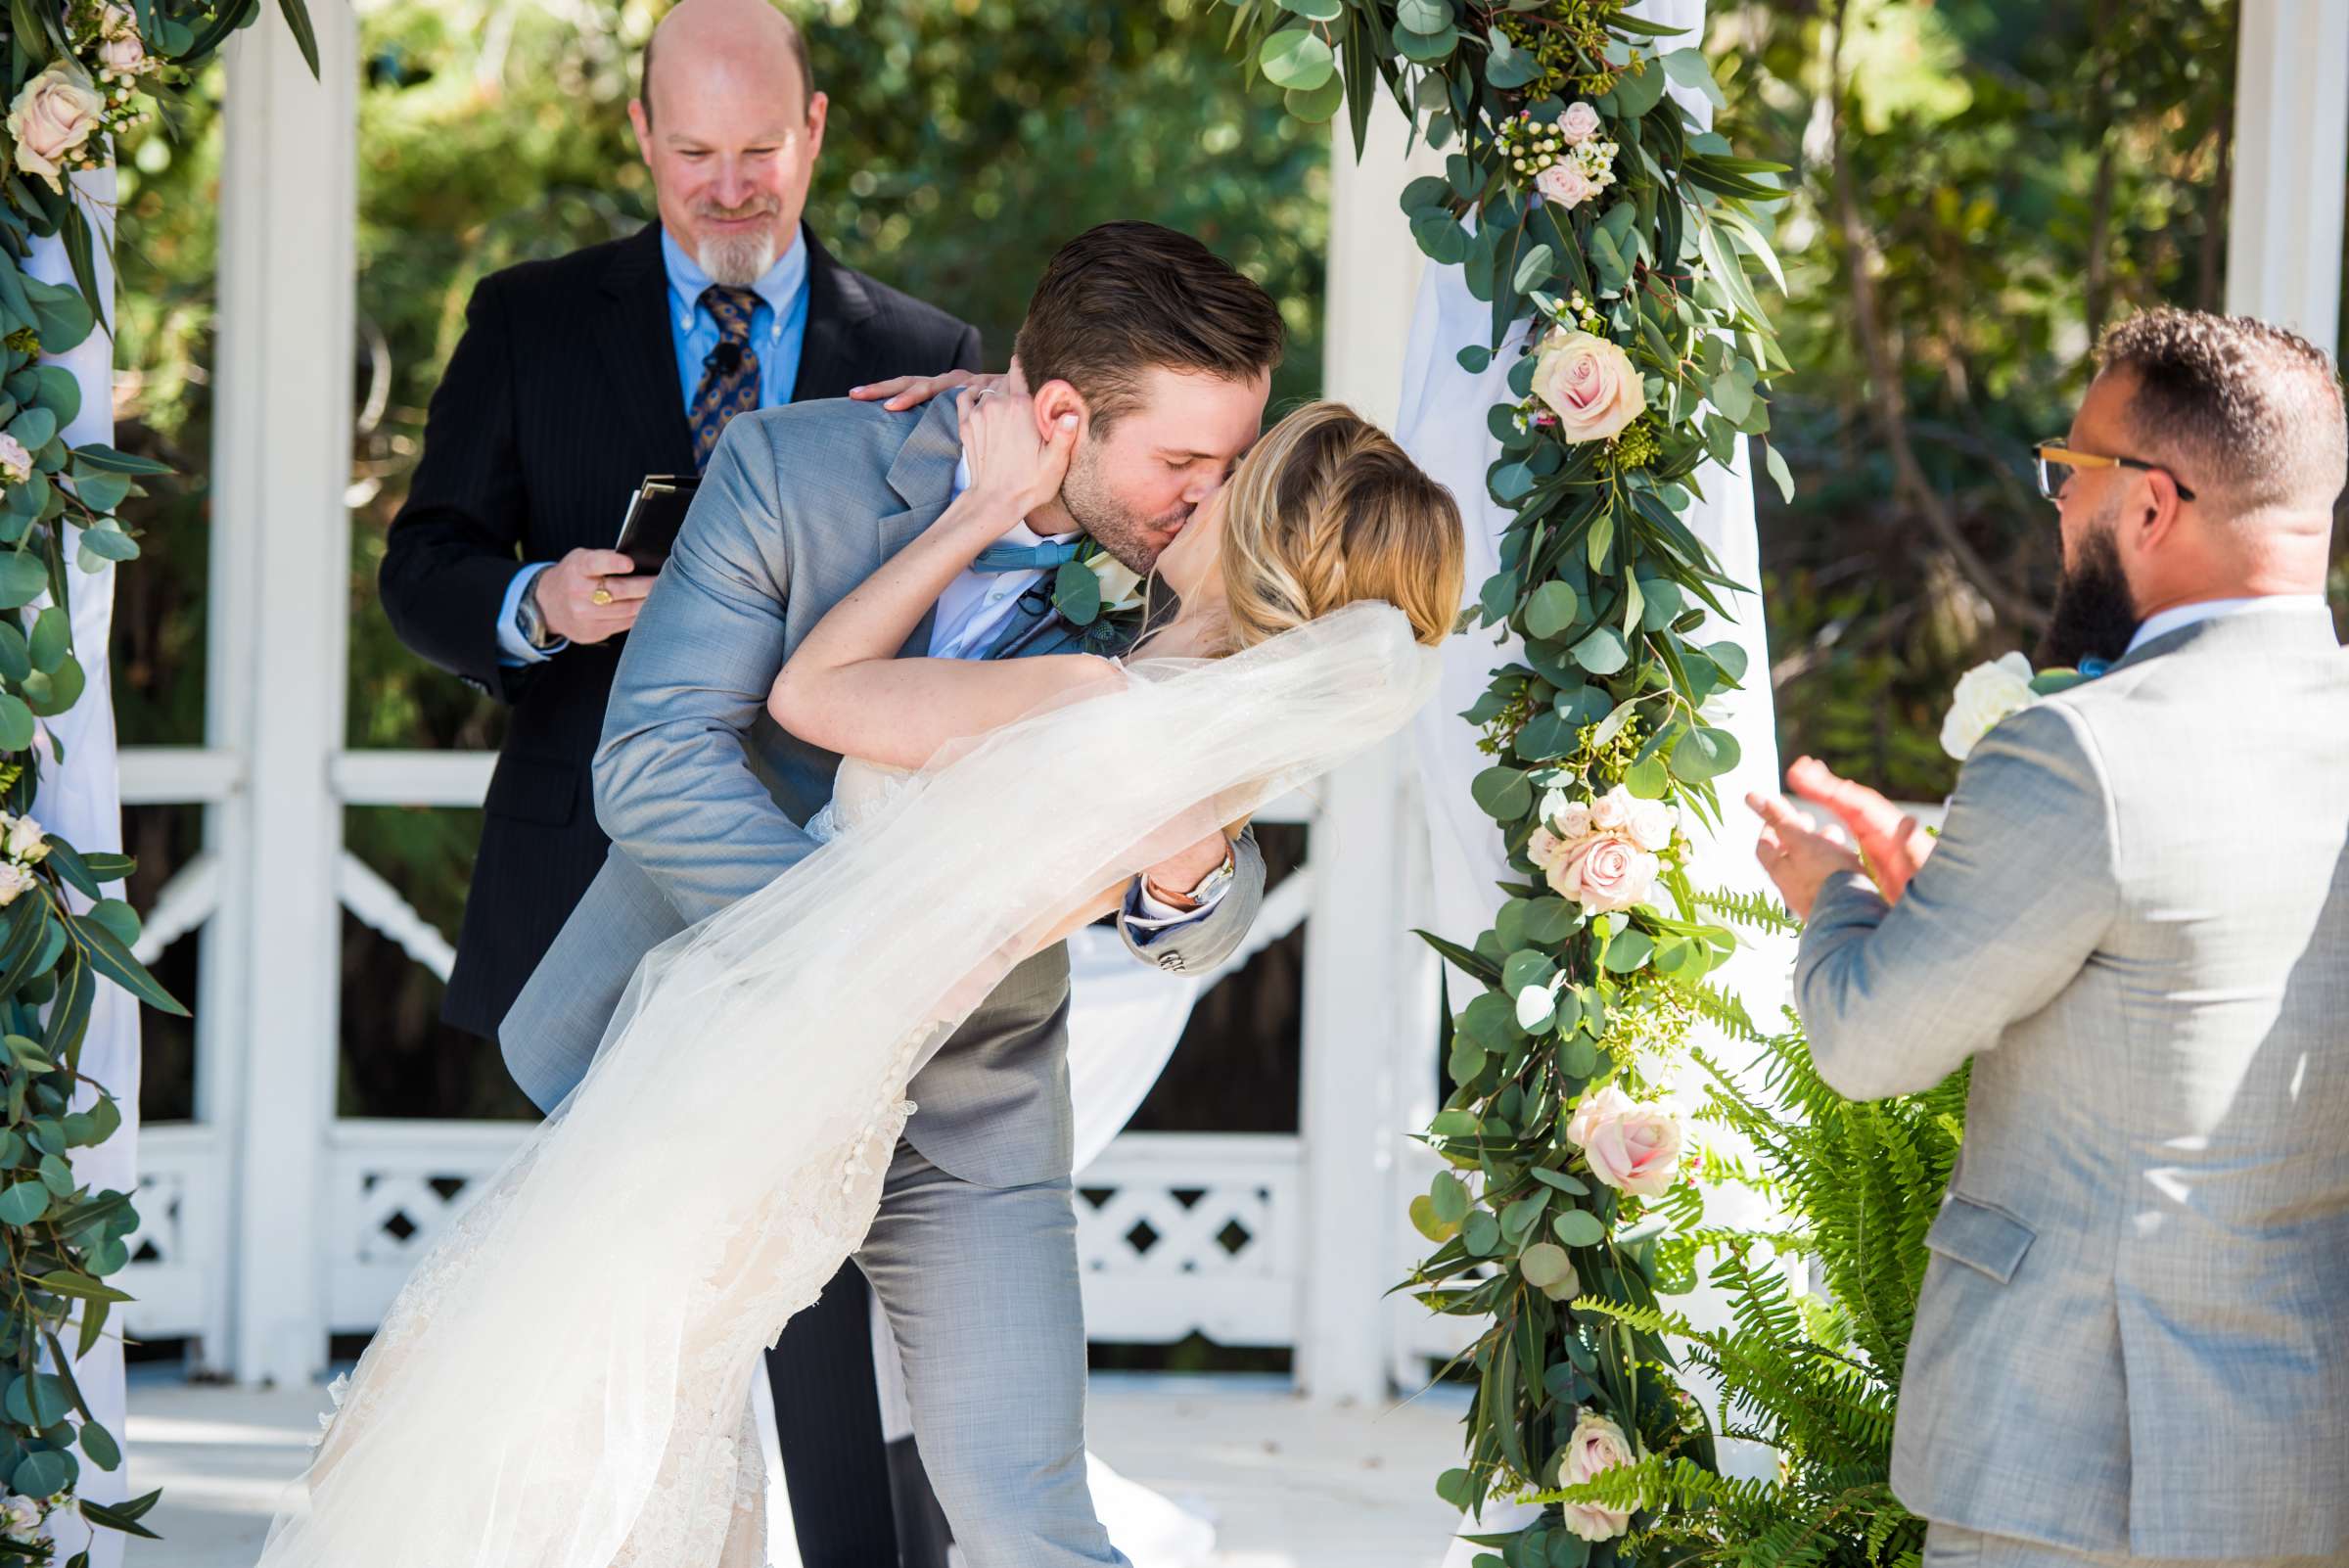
left=495, top=226, right=813, bottom=666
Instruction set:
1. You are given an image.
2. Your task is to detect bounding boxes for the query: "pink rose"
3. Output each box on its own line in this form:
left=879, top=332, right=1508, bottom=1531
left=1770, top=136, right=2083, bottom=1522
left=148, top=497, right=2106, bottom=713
left=1548, top=799, right=1591, bottom=841
left=1551, top=833, right=1657, bottom=913
left=0, top=435, right=29, bottom=486
left=97, top=30, right=148, bottom=76
left=1528, top=824, right=1566, bottom=872
left=1556, top=1409, right=1635, bottom=1541
left=7, top=64, right=104, bottom=193
left=1532, top=330, right=1646, bottom=444
left=1559, top=101, right=1602, bottom=145
left=1625, top=796, right=1676, bottom=853
left=1589, top=786, right=1634, bottom=833
left=1536, top=162, right=1596, bottom=209
left=1566, top=1084, right=1683, bottom=1198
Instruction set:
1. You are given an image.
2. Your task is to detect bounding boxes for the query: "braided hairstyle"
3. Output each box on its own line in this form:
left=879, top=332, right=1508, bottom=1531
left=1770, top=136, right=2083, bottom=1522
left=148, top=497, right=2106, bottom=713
left=1215, top=401, right=1466, bottom=651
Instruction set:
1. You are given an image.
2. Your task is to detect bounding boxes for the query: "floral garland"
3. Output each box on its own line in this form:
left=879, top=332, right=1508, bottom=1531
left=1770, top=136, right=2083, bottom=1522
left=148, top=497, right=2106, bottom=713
left=1229, top=0, right=1789, bottom=1559
left=0, top=0, right=313, bottom=1556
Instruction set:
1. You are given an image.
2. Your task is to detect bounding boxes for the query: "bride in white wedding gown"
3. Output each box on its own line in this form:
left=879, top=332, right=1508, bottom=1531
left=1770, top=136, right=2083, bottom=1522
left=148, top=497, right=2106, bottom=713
left=256, top=391, right=1464, bottom=1568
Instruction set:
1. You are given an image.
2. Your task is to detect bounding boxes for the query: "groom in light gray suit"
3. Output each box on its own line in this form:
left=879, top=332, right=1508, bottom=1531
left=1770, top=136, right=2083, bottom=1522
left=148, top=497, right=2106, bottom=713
left=1752, top=308, right=2347, bottom=1568
left=501, top=222, right=1290, bottom=1567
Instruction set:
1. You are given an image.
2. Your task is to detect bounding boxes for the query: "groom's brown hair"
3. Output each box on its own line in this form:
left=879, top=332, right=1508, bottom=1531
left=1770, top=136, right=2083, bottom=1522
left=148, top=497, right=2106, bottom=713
left=1013, top=222, right=1285, bottom=434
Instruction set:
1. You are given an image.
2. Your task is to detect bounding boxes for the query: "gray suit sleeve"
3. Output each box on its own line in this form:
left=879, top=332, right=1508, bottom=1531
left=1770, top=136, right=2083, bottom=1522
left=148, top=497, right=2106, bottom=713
left=1113, top=825, right=1267, bottom=974
left=593, top=417, right=815, bottom=924
left=1793, top=701, right=2118, bottom=1100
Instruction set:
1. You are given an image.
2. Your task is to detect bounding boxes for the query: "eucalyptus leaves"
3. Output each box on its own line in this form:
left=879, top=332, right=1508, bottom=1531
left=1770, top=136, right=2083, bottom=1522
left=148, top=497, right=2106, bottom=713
left=1229, top=0, right=1789, bottom=1558
left=0, top=0, right=315, bottom=1554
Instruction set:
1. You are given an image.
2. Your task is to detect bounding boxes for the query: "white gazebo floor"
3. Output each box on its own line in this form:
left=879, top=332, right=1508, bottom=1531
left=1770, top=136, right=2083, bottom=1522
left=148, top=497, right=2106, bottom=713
left=122, top=1364, right=1477, bottom=1568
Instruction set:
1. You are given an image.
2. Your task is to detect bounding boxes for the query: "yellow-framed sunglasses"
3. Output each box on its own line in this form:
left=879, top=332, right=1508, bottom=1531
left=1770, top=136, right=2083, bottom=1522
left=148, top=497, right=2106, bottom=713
left=2032, top=438, right=2197, bottom=503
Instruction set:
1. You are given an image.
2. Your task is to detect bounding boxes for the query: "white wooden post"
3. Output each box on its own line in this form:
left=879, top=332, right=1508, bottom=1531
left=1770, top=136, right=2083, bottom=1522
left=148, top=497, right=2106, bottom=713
left=207, top=8, right=357, bottom=1385
left=2226, top=0, right=2349, bottom=349
left=1294, top=97, right=1446, bottom=1404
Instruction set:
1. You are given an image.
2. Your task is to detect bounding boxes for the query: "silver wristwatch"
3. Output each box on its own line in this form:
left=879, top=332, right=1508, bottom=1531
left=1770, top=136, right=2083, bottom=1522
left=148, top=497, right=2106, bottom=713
left=513, top=569, right=561, bottom=652
left=1155, top=847, right=1236, bottom=908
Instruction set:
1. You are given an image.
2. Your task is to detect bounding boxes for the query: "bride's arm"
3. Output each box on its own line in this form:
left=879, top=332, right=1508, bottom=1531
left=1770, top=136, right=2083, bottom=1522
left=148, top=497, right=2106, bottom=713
left=768, top=389, right=1112, bottom=770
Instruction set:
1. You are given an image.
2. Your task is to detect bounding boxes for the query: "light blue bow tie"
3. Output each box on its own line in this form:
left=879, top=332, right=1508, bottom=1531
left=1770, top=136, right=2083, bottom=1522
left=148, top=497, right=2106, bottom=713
left=967, top=539, right=1084, bottom=575
left=970, top=540, right=1082, bottom=575
left=2077, top=657, right=2113, bottom=678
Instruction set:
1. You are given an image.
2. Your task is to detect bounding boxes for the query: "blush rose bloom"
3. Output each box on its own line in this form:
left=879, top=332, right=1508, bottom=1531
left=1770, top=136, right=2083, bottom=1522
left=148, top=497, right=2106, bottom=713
left=1940, top=651, right=2037, bottom=761
left=0, top=435, right=30, bottom=487
left=8, top=63, right=106, bottom=194
left=1566, top=1084, right=1684, bottom=1198
left=1532, top=330, right=1646, bottom=445
left=1559, top=101, right=1603, bottom=144
left=1536, top=161, right=1596, bottom=210
left=1581, top=788, right=1678, bottom=853
left=1551, top=831, right=1658, bottom=913
left=1556, top=1408, right=1636, bottom=1542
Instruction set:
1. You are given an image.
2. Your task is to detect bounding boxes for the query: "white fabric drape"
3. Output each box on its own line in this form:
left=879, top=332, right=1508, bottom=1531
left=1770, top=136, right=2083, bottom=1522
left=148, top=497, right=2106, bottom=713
left=1391, top=4, right=1796, bottom=1556
left=28, top=164, right=131, bottom=1568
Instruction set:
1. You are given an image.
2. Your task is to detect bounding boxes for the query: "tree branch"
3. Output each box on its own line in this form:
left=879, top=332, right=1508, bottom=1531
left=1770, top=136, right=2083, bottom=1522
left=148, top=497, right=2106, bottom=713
left=1821, top=0, right=2049, bottom=633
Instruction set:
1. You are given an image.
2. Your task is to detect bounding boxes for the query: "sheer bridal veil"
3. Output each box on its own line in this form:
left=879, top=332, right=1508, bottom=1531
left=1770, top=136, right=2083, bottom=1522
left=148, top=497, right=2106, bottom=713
left=256, top=604, right=1441, bottom=1568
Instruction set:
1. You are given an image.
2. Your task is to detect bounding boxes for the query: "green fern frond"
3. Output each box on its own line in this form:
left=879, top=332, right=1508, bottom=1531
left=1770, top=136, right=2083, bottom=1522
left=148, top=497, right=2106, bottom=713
left=1696, top=886, right=1804, bottom=936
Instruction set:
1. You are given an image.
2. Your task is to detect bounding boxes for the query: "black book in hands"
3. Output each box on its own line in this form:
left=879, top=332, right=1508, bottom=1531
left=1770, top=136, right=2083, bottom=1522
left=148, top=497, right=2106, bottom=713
left=614, top=475, right=701, bottom=576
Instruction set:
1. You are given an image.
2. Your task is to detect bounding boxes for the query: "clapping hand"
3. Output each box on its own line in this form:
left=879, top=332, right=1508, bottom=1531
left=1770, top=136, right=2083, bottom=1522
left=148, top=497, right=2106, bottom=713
left=1746, top=757, right=1935, bottom=919
left=1745, top=790, right=1861, bottom=922
left=1785, top=757, right=1935, bottom=904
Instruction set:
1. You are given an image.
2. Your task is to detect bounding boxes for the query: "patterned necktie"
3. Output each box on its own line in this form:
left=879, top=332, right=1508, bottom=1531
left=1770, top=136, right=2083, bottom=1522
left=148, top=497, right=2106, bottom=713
left=688, top=285, right=762, bottom=472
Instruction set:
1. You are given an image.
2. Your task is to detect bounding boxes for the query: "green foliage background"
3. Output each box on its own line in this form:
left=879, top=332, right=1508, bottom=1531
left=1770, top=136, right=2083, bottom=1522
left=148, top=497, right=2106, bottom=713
left=100, top=0, right=2347, bottom=1135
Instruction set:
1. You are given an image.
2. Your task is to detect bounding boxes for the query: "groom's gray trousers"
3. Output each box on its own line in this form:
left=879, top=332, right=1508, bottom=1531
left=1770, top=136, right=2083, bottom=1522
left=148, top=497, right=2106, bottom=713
left=500, top=397, right=1266, bottom=1568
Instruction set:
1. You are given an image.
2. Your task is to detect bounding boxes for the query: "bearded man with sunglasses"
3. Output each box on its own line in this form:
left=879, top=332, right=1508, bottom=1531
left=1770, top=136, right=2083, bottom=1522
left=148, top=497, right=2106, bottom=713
left=1749, top=307, right=2348, bottom=1568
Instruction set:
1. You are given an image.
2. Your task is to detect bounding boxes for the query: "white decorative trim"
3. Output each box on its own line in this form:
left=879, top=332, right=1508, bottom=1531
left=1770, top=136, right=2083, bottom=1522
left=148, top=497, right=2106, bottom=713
left=336, top=851, right=456, bottom=982
left=129, top=849, right=219, bottom=967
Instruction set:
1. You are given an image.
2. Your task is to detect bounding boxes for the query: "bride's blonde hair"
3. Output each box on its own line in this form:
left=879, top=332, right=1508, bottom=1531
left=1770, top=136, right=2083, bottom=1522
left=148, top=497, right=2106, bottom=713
left=1214, top=401, right=1465, bottom=650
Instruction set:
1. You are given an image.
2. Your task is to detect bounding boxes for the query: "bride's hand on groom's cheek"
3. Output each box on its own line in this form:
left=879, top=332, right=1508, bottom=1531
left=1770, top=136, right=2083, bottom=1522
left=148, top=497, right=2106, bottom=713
left=850, top=368, right=1003, bottom=412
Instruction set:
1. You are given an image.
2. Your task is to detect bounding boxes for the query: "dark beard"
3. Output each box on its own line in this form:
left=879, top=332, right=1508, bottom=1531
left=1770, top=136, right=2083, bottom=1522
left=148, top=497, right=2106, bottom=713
left=2035, top=525, right=2140, bottom=669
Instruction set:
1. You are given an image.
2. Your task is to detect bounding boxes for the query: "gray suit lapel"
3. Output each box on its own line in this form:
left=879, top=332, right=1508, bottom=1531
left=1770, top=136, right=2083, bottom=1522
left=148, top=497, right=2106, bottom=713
left=877, top=396, right=966, bottom=658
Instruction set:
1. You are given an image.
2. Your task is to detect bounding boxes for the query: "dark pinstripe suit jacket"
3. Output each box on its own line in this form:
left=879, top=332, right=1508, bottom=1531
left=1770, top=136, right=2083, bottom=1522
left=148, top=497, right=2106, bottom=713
left=379, top=220, right=983, bottom=1039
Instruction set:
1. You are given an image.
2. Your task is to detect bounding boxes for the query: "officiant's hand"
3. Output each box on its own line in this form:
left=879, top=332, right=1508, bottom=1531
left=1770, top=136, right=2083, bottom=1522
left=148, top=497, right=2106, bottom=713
left=1746, top=792, right=1862, bottom=922
left=539, top=548, right=651, bottom=645
left=1785, top=757, right=1935, bottom=905
left=849, top=368, right=1004, bottom=412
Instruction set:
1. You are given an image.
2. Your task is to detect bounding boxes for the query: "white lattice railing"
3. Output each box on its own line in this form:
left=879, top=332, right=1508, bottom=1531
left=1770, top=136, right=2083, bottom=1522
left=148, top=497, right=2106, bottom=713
left=120, top=1120, right=1317, bottom=1350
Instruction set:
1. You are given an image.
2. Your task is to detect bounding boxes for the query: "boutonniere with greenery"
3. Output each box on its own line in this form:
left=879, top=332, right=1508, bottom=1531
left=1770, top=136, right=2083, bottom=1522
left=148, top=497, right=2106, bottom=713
left=1049, top=543, right=1150, bottom=654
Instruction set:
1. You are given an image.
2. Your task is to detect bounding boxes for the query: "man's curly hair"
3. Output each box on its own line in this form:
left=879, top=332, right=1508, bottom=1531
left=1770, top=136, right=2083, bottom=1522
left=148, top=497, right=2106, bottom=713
left=2096, top=308, right=2347, bottom=513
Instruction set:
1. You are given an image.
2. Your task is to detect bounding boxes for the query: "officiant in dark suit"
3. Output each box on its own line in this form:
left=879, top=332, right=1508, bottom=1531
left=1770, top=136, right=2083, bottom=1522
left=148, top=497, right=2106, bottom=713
left=377, top=1, right=977, bottom=1561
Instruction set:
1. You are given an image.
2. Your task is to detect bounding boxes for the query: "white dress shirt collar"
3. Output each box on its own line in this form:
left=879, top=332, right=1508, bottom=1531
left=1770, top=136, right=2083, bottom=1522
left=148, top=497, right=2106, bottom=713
left=2124, top=594, right=2329, bottom=656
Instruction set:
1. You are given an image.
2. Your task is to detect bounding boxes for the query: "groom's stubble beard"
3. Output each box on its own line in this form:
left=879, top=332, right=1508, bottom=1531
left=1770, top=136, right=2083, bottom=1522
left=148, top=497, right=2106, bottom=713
left=1057, top=436, right=1189, bottom=576
left=2035, top=503, right=2141, bottom=669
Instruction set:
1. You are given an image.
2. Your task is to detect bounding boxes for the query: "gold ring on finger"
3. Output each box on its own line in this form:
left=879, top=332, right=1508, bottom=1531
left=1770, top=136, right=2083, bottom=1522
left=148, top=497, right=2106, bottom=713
left=591, top=586, right=614, bottom=606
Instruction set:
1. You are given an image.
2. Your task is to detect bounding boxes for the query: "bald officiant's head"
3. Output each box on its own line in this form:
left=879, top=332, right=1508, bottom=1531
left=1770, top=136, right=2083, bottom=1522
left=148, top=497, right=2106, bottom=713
left=629, top=0, right=827, bottom=286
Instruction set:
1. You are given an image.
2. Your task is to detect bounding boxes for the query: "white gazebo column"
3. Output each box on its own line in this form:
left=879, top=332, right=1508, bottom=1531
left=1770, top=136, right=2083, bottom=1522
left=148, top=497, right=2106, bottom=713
left=206, top=11, right=358, bottom=1385
left=2226, top=0, right=2349, bottom=348
left=1294, top=96, right=1445, bottom=1405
